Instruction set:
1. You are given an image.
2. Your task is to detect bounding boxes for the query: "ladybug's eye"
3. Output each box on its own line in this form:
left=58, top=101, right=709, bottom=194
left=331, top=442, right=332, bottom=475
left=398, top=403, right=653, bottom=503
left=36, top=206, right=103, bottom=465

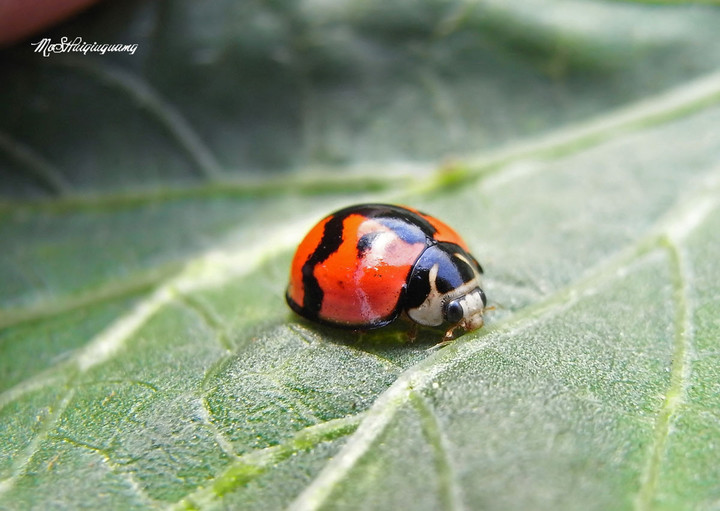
left=479, top=288, right=487, bottom=308
left=444, top=300, right=464, bottom=324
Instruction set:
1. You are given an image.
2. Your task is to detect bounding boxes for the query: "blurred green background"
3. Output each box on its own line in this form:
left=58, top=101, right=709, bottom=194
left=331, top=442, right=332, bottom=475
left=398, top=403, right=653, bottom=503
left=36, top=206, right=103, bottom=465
left=2, top=1, right=720, bottom=510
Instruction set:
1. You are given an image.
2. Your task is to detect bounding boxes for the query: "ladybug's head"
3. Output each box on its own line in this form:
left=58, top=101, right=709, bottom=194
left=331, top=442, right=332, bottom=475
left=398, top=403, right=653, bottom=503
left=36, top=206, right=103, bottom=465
left=442, top=286, right=487, bottom=333
left=405, top=243, right=486, bottom=338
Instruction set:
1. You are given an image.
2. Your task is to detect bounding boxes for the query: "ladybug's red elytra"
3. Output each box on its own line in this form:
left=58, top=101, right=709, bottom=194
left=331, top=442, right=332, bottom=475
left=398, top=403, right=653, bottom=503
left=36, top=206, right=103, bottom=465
left=286, top=204, right=487, bottom=341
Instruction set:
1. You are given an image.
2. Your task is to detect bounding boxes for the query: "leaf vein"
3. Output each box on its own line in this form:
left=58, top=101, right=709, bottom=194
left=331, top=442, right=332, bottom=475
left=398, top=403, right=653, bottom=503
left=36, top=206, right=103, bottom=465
left=410, top=391, right=465, bottom=511
left=0, top=131, right=70, bottom=195
left=634, top=236, right=695, bottom=511
left=173, top=290, right=233, bottom=351
left=172, top=413, right=364, bottom=510
left=6, top=68, right=720, bottom=213
left=46, top=434, right=160, bottom=507
left=0, top=387, right=77, bottom=495
left=55, top=57, right=223, bottom=179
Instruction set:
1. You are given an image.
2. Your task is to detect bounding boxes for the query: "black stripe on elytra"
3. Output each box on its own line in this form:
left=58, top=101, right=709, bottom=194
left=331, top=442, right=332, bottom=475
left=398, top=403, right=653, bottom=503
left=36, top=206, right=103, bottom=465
left=357, top=231, right=381, bottom=256
left=300, top=204, right=439, bottom=318
left=354, top=205, right=441, bottom=263
left=373, top=206, right=436, bottom=243
left=338, top=204, right=436, bottom=235
left=301, top=212, right=348, bottom=318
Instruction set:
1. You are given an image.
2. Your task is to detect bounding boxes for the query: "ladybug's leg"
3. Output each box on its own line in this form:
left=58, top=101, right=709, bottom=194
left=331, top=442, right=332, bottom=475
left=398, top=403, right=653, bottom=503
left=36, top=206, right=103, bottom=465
left=427, top=327, right=457, bottom=351
left=353, top=329, right=368, bottom=343
left=406, top=322, right=418, bottom=342
left=443, top=324, right=459, bottom=342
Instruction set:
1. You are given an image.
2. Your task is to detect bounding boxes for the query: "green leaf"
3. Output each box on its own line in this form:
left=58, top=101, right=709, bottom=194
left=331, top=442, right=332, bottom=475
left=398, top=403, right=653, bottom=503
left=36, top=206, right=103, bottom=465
left=2, top=1, right=720, bottom=510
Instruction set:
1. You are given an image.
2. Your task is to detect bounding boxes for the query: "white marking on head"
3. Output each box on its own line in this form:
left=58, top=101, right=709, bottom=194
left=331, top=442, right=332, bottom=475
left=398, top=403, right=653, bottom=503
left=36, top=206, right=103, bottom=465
left=407, top=271, right=485, bottom=328
left=406, top=264, right=444, bottom=326
left=454, top=288, right=485, bottom=332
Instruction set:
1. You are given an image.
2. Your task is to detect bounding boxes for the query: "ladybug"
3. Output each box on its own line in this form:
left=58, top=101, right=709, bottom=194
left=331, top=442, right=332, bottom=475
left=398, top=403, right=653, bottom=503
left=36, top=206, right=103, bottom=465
left=286, top=204, right=487, bottom=341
